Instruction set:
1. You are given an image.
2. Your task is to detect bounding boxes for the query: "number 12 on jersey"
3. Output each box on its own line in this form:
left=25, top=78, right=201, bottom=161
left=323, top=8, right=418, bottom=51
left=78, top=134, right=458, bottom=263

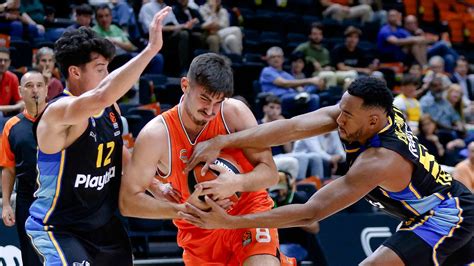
left=96, top=141, right=115, bottom=168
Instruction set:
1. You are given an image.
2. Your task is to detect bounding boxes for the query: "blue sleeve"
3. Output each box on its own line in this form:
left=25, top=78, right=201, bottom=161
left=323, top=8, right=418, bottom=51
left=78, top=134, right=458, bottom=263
left=260, top=68, right=280, bottom=84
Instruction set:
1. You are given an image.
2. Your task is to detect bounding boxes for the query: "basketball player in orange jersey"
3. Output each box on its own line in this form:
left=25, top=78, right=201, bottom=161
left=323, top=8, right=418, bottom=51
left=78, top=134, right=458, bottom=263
left=119, top=53, right=295, bottom=265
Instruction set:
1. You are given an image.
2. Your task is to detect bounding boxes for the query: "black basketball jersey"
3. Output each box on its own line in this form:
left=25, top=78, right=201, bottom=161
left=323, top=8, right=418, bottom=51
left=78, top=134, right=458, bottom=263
left=343, top=107, right=472, bottom=221
left=29, top=91, right=123, bottom=230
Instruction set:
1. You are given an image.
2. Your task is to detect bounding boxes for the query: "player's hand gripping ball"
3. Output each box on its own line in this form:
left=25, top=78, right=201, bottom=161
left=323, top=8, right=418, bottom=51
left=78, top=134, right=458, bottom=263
left=188, top=153, right=242, bottom=203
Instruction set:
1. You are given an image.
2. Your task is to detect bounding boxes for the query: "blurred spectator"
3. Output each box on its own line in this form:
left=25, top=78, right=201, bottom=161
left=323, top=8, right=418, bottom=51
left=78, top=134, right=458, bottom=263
left=290, top=52, right=306, bottom=79
left=93, top=4, right=164, bottom=74
left=320, top=0, right=373, bottom=24
left=393, top=74, right=422, bottom=134
left=296, top=23, right=357, bottom=87
left=173, top=0, right=209, bottom=51
left=417, top=114, right=445, bottom=161
left=268, top=170, right=328, bottom=265
left=0, top=47, right=23, bottom=127
left=453, top=142, right=474, bottom=192
left=422, top=56, right=452, bottom=89
left=67, top=3, right=93, bottom=30
left=408, top=63, right=423, bottom=81
left=403, top=15, right=458, bottom=73
left=445, top=84, right=465, bottom=123
left=110, top=0, right=140, bottom=40
left=260, top=46, right=320, bottom=116
left=420, top=77, right=464, bottom=133
left=0, top=0, right=45, bottom=42
left=377, top=9, right=428, bottom=65
left=139, top=0, right=191, bottom=74
left=331, top=26, right=380, bottom=76
left=199, top=0, right=243, bottom=55
left=258, top=94, right=300, bottom=181
left=34, top=47, right=63, bottom=101
left=293, top=131, right=345, bottom=178
left=451, top=57, right=474, bottom=103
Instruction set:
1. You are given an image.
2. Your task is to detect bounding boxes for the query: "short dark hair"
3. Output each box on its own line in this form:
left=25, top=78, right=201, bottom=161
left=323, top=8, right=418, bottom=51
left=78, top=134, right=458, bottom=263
left=95, top=4, right=111, bottom=15
left=310, top=22, right=323, bottom=32
left=347, top=76, right=393, bottom=115
left=54, top=27, right=115, bottom=78
left=76, top=3, right=93, bottom=16
left=263, top=94, right=281, bottom=106
left=187, top=53, right=233, bottom=97
left=290, top=51, right=305, bottom=63
left=401, top=74, right=419, bottom=86
left=0, top=47, right=10, bottom=55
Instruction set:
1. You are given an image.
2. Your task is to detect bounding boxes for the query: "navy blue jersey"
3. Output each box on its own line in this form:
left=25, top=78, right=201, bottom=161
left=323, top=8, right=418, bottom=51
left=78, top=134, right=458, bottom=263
left=29, top=91, right=123, bottom=230
left=342, top=107, right=473, bottom=249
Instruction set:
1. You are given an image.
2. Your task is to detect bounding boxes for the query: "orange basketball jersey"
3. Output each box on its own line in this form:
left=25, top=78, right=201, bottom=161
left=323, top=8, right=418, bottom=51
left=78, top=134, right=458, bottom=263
left=158, top=102, right=274, bottom=234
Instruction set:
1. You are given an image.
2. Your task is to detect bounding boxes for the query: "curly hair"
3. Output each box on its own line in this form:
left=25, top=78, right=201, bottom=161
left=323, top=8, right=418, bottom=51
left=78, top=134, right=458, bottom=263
left=187, top=53, right=233, bottom=98
left=54, top=27, right=115, bottom=78
left=347, top=76, right=394, bottom=115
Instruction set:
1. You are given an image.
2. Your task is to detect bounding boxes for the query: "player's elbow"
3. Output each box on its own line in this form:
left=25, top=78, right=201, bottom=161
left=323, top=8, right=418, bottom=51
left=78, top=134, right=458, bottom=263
left=118, top=190, right=134, bottom=216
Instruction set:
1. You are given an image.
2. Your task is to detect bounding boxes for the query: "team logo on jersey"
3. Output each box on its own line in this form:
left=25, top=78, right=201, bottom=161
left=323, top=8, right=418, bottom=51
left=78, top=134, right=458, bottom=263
left=90, top=117, right=96, bottom=127
left=242, top=231, right=252, bottom=247
left=74, top=166, right=115, bottom=191
left=89, top=131, right=97, bottom=142
left=179, top=149, right=188, bottom=163
left=72, top=261, right=90, bottom=266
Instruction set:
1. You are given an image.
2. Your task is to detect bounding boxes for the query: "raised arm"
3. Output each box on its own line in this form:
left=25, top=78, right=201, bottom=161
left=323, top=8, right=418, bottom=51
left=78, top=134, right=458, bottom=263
left=185, top=104, right=340, bottom=172
left=181, top=148, right=408, bottom=229
left=43, top=8, right=170, bottom=128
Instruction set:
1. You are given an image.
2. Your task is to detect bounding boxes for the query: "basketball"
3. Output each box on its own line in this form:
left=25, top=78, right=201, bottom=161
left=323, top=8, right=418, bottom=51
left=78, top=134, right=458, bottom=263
left=187, top=153, right=243, bottom=203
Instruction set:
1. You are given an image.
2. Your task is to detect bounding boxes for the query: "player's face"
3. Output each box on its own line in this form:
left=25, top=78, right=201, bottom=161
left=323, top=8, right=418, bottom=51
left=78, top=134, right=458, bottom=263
left=336, top=93, right=368, bottom=143
left=78, top=53, right=109, bottom=91
left=183, top=79, right=225, bottom=126
left=20, top=72, right=47, bottom=105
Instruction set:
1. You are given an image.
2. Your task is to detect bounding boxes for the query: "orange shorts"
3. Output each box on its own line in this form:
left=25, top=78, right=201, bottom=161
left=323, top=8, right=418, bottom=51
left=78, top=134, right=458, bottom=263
left=179, top=227, right=296, bottom=266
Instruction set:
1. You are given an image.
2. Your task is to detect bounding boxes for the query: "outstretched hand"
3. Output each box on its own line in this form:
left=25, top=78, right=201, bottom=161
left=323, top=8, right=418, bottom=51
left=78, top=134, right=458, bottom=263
left=178, top=195, right=235, bottom=229
left=147, top=6, right=171, bottom=54
left=184, top=138, right=223, bottom=175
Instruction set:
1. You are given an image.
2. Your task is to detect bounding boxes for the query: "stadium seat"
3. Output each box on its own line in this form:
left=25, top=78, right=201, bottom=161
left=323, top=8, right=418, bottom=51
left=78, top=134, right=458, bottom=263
left=139, top=74, right=167, bottom=105
left=10, top=40, right=32, bottom=68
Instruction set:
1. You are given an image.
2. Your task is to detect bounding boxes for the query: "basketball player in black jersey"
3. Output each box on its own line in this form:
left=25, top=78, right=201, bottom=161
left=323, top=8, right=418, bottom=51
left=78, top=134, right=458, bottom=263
left=24, top=7, right=171, bottom=265
left=183, top=77, right=473, bottom=265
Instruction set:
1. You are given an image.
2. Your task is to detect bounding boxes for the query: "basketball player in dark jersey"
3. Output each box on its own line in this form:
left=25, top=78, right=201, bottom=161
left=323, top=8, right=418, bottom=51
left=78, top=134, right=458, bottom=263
left=183, top=77, right=474, bottom=265
left=25, top=8, right=171, bottom=265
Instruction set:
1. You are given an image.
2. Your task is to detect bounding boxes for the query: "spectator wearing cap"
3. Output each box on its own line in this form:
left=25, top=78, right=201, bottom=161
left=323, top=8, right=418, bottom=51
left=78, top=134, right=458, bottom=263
left=259, top=46, right=321, bottom=117
left=331, top=26, right=380, bottom=77
left=67, top=3, right=93, bottom=30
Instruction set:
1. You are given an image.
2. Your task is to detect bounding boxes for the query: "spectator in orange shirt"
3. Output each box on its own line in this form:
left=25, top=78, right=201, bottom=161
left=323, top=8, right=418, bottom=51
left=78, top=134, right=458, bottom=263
left=0, top=47, right=23, bottom=129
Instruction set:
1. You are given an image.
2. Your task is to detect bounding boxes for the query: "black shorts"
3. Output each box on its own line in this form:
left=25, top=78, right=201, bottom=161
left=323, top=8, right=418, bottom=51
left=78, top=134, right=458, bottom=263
left=26, top=216, right=132, bottom=266
left=383, top=194, right=474, bottom=266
